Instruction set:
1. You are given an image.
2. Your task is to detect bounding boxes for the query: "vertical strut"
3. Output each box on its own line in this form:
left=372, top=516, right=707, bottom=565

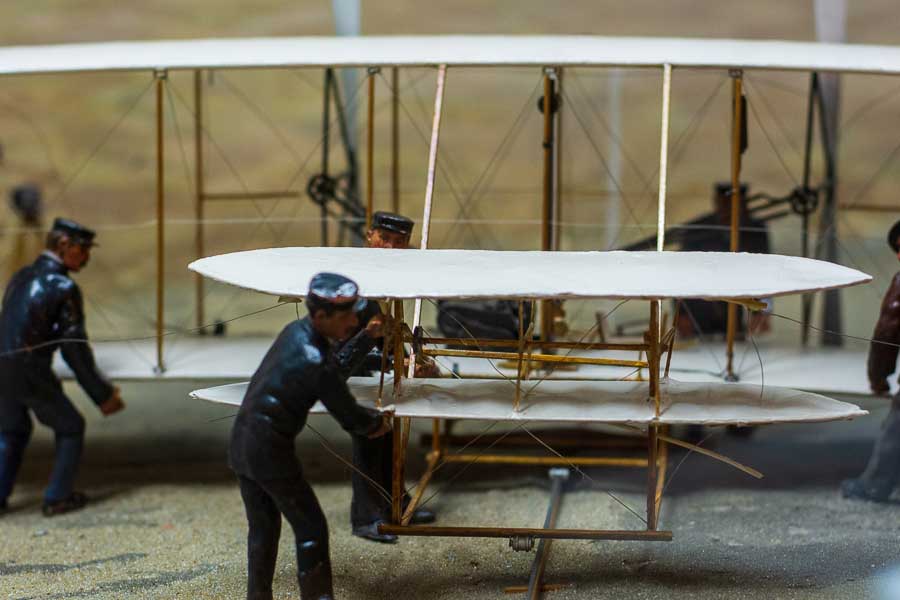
left=193, top=70, right=205, bottom=331
left=155, top=70, right=166, bottom=374
left=391, top=66, right=400, bottom=214
left=366, top=68, right=376, bottom=229
left=540, top=68, right=557, bottom=346
left=725, top=70, right=744, bottom=381
left=408, top=65, right=447, bottom=375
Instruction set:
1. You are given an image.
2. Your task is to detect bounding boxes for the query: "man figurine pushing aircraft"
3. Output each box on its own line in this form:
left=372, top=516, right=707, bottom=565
left=334, top=211, right=438, bottom=543
left=230, top=272, right=391, bottom=600
left=842, top=219, right=900, bottom=503
left=0, top=218, right=123, bottom=517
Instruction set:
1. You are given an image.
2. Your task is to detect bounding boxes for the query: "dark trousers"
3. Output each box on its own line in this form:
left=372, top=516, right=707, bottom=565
left=0, top=367, right=85, bottom=503
left=858, top=392, right=900, bottom=497
left=237, top=472, right=332, bottom=600
left=350, top=431, right=394, bottom=528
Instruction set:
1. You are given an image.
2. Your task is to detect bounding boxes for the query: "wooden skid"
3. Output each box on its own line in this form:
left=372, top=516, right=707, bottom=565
left=378, top=524, right=673, bottom=541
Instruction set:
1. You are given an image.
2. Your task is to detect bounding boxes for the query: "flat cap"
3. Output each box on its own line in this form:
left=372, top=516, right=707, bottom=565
left=371, top=211, right=414, bottom=236
left=306, top=272, right=367, bottom=312
left=51, top=217, right=97, bottom=247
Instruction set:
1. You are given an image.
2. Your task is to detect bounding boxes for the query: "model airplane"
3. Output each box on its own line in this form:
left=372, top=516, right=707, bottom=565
left=188, top=246, right=870, bottom=541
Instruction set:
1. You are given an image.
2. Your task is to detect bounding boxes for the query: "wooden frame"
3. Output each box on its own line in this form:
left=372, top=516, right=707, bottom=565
left=372, top=63, right=678, bottom=543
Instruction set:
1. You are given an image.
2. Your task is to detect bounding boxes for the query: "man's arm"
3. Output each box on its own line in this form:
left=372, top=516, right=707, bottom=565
left=868, top=273, right=900, bottom=394
left=57, top=283, right=116, bottom=407
left=334, top=302, right=385, bottom=379
left=315, top=365, right=385, bottom=437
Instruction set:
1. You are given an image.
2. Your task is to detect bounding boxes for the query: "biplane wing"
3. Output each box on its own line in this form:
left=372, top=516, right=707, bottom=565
left=191, top=378, right=866, bottom=426
left=188, top=246, right=869, bottom=427
left=3, top=35, right=900, bottom=75
left=188, top=247, right=870, bottom=301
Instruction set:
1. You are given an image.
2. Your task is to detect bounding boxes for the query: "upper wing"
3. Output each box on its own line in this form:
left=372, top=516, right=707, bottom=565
left=188, top=247, right=870, bottom=301
left=3, top=36, right=900, bottom=75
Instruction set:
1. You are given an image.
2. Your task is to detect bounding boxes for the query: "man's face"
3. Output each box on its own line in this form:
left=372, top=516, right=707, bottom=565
left=366, top=227, right=410, bottom=249
left=895, top=237, right=900, bottom=262
left=57, top=238, right=91, bottom=272
left=312, top=307, right=360, bottom=341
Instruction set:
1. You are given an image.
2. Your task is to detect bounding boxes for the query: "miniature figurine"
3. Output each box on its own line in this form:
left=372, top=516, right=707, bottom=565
left=0, top=217, right=124, bottom=517
left=842, top=219, right=900, bottom=503
left=230, top=272, right=392, bottom=600
left=334, top=211, right=437, bottom=544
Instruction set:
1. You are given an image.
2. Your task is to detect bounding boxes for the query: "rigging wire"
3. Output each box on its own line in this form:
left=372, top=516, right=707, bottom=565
left=568, top=72, right=654, bottom=191
left=49, top=78, right=155, bottom=211
left=411, top=74, right=543, bottom=248
left=842, top=81, right=900, bottom=133
left=557, top=86, right=645, bottom=239
left=162, top=84, right=206, bottom=362
left=743, top=76, right=804, bottom=162
left=521, top=298, right=629, bottom=398
left=166, top=82, right=279, bottom=239
left=518, top=424, right=648, bottom=525
left=605, top=75, right=728, bottom=252
left=743, top=88, right=800, bottom=187
left=0, top=302, right=288, bottom=360
left=218, top=72, right=302, bottom=163
left=383, top=70, right=498, bottom=249
left=166, top=74, right=368, bottom=321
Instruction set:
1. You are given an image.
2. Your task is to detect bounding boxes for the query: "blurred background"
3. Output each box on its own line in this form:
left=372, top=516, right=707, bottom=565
left=0, top=0, right=898, bottom=360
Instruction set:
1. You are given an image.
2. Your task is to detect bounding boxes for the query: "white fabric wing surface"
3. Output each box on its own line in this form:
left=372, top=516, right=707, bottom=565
left=191, top=378, right=866, bottom=426
left=188, top=248, right=870, bottom=300
left=5, top=36, right=900, bottom=75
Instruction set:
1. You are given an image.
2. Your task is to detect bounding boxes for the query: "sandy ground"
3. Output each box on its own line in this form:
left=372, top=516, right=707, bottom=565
left=1, top=380, right=898, bottom=599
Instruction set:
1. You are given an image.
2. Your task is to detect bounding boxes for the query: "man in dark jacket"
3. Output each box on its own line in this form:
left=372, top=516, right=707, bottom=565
left=231, top=272, right=391, bottom=600
left=842, top=219, right=900, bottom=503
left=333, top=211, right=437, bottom=544
left=0, top=218, right=123, bottom=517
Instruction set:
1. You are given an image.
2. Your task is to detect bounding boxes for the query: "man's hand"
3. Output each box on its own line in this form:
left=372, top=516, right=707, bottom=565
left=365, top=314, right=392, bottom=339
left=748, top=313, right=771, bottom=335
left=413, top=358, right=440, bottom=378
left=870, top=378, right=891, bottom=396
left=367, top=414, right=393, bottom=439
left=99, top=387, right=125, bottom=416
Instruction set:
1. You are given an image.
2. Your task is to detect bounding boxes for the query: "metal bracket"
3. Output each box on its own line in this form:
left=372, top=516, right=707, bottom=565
left=509, top=536, right=536, bottom=552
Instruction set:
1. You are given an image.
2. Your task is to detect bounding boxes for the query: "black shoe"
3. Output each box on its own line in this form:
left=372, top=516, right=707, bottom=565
left=42, top=491, right=88, bottom=517
left=298, top=560, right=334, bottom=600
left=841, top=478, right=891, bottom=503
left=352, top=520, right=398, bottom=544
left=408, top=507, right=436, bottom=525
left=0, top=499, right=7, bottom=515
